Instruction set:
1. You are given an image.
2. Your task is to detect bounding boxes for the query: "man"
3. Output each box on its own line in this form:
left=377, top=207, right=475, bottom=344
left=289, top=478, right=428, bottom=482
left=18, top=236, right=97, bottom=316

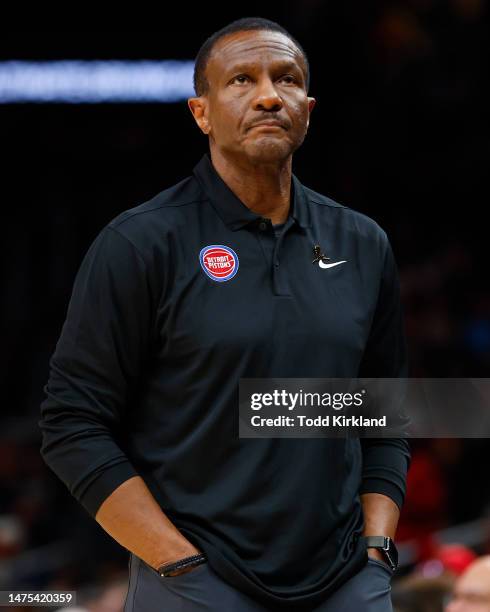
left=39, top=17, right=410, bottom=611
left=445, top=556, right=490, bottom=611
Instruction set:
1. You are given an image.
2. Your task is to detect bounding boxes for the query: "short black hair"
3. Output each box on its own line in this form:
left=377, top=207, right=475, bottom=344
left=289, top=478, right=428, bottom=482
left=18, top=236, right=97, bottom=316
left=193, top=17, right=310, bottom=96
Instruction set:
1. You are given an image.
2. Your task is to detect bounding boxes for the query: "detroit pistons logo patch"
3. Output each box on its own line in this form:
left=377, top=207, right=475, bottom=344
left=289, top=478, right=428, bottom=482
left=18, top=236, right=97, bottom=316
left=199, top=244, right=239, bottom=282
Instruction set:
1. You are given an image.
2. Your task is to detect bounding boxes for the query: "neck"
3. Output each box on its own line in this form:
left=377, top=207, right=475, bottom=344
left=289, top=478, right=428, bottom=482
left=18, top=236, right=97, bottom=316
left=209, top=146, right=292, bottom=225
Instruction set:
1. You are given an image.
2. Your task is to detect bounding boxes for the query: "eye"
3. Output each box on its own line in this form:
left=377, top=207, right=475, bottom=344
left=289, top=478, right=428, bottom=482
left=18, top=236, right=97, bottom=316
left=279, top=74, right=297, bottom=84
left=230, top=74, right=250, bottom=85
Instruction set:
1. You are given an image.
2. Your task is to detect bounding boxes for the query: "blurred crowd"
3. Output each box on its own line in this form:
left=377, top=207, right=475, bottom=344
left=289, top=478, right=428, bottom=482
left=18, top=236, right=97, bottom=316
left=1, top=1, right=489, bottom=610
left=393, top=552, right=490, bottom=611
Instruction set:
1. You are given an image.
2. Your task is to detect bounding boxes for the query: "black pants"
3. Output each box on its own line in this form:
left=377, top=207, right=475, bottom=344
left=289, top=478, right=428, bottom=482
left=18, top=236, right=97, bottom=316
left=123, top=554, right=393, bottom=611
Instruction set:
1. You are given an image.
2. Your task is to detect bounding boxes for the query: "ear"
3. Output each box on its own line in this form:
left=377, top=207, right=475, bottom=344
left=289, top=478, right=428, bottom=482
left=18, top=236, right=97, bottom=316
left=306, top=96, right=316, bottom=129
left=188, top=96, right=211, bottom=135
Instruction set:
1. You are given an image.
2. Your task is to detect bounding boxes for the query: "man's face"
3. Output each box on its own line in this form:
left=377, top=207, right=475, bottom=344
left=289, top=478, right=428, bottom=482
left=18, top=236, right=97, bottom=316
left=189, top=29, right=316, bottom=164
left=446, top=560, right=490, bottom=612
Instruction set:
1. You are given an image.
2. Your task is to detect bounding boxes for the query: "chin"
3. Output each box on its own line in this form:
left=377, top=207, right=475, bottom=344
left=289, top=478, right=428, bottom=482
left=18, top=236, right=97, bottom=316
left=245, top=140, right=293, bottom=164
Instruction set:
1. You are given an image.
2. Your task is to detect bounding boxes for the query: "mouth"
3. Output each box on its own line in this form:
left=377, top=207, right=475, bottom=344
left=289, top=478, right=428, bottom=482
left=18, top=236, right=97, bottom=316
left=248, top=121, right=287, bottom=131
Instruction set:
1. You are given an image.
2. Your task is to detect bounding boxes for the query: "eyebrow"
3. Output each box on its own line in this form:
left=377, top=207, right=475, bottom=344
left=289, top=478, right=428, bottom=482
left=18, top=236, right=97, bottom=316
left=225, top=60, right=303, bottom=76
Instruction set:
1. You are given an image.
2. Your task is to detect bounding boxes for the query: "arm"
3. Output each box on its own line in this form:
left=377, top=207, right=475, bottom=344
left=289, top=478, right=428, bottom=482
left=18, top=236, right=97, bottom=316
left=360, top=493, right=399, bottom=562
left=95, top=476, right=200, bottom=571
left=39, top=226, right=198, bottom=572
left=358, top=231, right=411, bottom=558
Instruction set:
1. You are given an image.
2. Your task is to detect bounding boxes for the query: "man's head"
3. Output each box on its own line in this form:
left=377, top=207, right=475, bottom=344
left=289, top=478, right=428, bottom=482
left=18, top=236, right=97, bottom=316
left=445, top=555, right=490, bottom=612
left=188, top=17, right=316, bottom=166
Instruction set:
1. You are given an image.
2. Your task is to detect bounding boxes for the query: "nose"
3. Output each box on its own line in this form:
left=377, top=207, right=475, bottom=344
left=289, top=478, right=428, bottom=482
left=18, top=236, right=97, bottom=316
left=252, top=77, right=283, bottom=112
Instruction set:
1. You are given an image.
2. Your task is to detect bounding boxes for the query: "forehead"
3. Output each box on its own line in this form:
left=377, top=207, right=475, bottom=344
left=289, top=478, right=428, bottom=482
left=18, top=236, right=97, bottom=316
left=207, top=29, right=305, bottom=74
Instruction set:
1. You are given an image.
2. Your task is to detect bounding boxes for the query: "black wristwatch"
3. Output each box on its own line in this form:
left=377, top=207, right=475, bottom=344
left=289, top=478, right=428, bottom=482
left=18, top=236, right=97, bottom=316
left=362, top=536, right=398, bottom=572
left=157, top=553, right=207, bottom=577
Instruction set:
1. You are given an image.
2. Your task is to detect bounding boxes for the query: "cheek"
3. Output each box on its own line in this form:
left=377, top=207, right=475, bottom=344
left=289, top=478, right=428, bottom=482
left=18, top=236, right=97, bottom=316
left=290, top=106, right=309, bottom=136
left=210, top=103, right=243, bottom=139
left=287, top=96, right=309, bottom=124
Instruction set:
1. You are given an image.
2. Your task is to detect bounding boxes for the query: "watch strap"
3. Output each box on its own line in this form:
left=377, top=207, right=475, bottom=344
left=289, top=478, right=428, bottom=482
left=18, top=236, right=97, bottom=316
left=364, top=536, right=390, bottom=550
left=362, top=536, right=398, bottom=571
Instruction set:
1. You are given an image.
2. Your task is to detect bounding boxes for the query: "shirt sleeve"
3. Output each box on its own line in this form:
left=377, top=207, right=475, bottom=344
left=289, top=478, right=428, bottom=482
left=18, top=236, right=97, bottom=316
left=38, top=225, right=153, bottom=517
left=358, top=231, right=411, bottom=511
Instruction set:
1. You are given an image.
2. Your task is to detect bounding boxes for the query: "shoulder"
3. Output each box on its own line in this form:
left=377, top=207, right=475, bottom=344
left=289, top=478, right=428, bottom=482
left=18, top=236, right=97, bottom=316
left=110, top=175, right=202, bottom=232
left=99, top=174, right=204, bottom=257
left=303, top=184, right=389, bottom=248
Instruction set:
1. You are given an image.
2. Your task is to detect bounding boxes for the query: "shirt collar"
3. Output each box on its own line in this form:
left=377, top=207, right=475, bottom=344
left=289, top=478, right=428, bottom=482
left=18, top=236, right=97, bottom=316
left=192, top=153, right=311, bottom=231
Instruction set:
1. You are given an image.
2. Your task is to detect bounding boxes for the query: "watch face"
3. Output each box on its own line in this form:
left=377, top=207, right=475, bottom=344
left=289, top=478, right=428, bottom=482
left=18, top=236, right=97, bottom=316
left=385, top=539, right=398, bottom=570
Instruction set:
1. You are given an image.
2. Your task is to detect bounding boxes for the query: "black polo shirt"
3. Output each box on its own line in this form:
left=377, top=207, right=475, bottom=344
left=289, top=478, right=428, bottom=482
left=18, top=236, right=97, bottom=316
left=39, top=152, right=410, bottom=610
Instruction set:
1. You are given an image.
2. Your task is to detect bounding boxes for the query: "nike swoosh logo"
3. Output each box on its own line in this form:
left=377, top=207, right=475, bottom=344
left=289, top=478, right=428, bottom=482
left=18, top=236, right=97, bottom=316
left=318, top=260, right=347, bottom=269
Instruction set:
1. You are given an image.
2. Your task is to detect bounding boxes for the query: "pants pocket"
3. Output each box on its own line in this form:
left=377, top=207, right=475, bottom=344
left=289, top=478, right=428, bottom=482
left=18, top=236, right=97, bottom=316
left=158, top=561, right=209, bottom=582
left=133, top=557, right=213, bottom=611
left=367, top=556, right=395, bottom=578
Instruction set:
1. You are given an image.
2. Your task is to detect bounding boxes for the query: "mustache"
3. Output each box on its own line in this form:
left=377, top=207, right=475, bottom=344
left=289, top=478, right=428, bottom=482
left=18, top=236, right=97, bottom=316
left=246, top=116, right=290, bottom=131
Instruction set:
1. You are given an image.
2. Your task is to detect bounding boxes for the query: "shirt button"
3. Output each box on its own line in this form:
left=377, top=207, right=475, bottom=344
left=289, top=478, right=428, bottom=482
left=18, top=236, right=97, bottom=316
left=275, top=261, right=280, bottom=267
left=258, top=220, right=268, bottom=231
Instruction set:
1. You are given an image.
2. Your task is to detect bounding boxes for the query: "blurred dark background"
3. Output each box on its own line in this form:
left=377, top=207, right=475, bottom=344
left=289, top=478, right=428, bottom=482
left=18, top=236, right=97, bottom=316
left=1, top=2, right=489, bottom=610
